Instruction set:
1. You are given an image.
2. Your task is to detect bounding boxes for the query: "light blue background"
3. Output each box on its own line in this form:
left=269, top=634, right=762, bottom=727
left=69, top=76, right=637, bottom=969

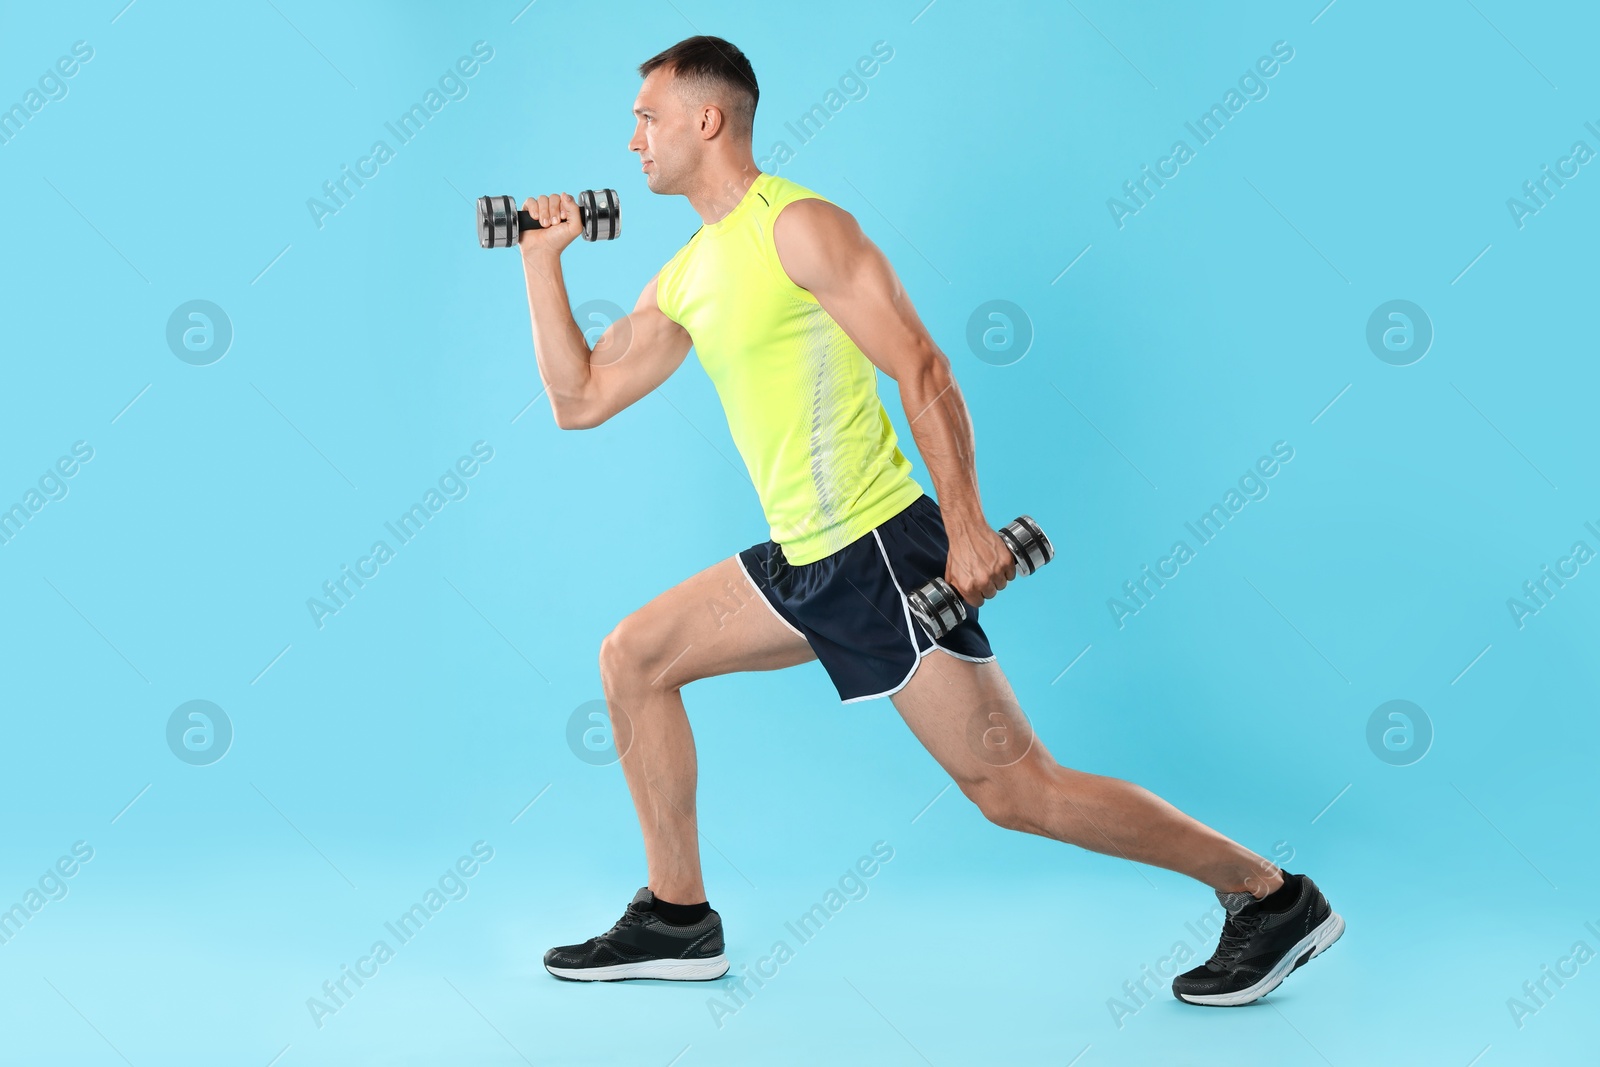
left=2, top=1, right=1597, bottom=1064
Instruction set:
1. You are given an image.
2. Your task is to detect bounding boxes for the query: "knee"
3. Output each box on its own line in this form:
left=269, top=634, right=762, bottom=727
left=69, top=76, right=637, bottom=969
left=962, top=772, right=1035, bottom=834
left=599, top=612, right=678, bottom=691
left=598, top=616, right=646, bottom=684
left=963, top=753, right=1069, bottom=835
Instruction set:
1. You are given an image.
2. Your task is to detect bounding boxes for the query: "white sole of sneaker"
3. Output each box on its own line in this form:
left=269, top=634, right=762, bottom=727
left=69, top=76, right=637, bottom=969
left=545, top=954, right=730, bottom=982
left=1176, top=910, right=1345, bottom=1007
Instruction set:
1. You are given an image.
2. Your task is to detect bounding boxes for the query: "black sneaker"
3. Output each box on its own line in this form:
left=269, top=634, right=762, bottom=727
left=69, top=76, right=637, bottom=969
left=543, top=888, right=729, bottom=982
left=1172, top=872, right=1344, bottom=1006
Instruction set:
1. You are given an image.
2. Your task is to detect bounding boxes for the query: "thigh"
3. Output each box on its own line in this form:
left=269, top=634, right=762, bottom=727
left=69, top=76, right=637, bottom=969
left=610, top=553, right=818, bottom=689
left=888, top=655, right=1047, bottom=789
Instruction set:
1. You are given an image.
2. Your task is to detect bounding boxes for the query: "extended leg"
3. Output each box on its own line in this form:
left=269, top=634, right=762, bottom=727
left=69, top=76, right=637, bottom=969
left=890, top=655, right=1281, bottom=896
left=889, top=652, right=1345, bottom=1006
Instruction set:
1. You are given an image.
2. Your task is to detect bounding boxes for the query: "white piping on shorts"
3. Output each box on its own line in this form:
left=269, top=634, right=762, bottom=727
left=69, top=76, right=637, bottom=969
left=733, top=552, right=808, bottom=640
left=839, top=530, right=996, bottom=704
left=934, top=645, right=997, bottom=664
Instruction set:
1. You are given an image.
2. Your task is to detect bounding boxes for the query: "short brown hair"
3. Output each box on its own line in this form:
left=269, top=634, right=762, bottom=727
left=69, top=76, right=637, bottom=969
left=638, top=36, right=758, bottom=139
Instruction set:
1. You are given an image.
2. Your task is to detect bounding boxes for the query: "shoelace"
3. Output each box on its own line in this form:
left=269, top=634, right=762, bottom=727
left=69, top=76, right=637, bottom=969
left=1209, top=909, right=1269, bottom=967
left=602, top=902, right=652, bottom=937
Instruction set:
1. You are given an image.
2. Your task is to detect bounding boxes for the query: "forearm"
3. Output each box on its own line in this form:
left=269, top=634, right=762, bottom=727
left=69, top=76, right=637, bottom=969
left=900, top=351, right=988, bottom=538
left=519, top=249, right=593, bottom=422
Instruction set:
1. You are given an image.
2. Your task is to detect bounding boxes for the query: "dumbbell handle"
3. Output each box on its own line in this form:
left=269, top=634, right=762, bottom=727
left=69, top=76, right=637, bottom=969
left=510, top=191, right=615, bottom=232
left=513, top=206, right=574, bottom=232
left=908, top=515, right=1053, bottom=640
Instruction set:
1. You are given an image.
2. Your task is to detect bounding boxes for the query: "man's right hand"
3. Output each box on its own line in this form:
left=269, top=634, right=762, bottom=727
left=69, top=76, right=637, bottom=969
left=518, top=192, right=584, bottom=256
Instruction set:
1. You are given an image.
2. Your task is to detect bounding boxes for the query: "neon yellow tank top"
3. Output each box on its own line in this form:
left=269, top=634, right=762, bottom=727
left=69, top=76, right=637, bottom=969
left=656, top=172, right=924, bottom=565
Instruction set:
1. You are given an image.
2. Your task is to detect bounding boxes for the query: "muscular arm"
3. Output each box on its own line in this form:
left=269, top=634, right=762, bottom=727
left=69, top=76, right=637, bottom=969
left=519, top=197, right=691, bottom=430
left=773, top=199, right=1016, bottom=604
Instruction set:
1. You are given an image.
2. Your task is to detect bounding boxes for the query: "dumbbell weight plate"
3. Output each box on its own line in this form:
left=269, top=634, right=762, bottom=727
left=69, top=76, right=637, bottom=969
left=999, top=515, right=1053, bottom=577
left=908, top=577, right=968, bottom=641
left=580, top=188, right=621, bottom=242
left=478, top=195, right=518, bottom=249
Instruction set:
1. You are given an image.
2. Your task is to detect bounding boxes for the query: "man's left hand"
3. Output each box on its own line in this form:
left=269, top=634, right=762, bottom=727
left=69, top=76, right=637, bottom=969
left=944, top=524, right=1016, bottom=608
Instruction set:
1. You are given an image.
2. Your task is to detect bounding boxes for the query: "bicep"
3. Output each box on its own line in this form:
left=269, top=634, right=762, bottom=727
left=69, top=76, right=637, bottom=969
left=583, top=276, right=692, bottom=423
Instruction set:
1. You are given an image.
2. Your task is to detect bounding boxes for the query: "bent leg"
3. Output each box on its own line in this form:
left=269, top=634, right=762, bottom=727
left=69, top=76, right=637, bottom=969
left=600, top=554, right=815, bottom=905
left=890, top=655, right=1282, bottom=897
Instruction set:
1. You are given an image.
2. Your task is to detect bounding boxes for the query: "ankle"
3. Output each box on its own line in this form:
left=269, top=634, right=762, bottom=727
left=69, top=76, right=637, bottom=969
left=1247, top=869, right=1285, bottom=899
left=1221, top=862, right=1283, bottom=898
left=649, top=876, right=705, bottom=901
left=650, top=894, right=711, bottom=926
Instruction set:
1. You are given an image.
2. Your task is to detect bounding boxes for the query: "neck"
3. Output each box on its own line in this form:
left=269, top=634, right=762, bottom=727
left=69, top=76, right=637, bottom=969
left=684, top=158, right=762, bottom=224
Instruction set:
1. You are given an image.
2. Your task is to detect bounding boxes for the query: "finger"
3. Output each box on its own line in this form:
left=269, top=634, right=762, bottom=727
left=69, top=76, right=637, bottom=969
left=537, top=194, right=554, bottom=229
left=561, top=192, right=579, bottom=227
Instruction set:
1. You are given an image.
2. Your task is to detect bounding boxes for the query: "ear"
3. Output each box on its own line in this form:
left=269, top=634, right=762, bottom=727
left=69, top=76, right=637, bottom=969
left=698, top=104, right=724, bottom=140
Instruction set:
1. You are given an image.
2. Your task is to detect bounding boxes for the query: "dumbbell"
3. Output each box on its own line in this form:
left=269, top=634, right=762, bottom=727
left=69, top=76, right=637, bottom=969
left=476, top=189, right=621, bottom=248
left=908, top=516, right=1053, bottom=639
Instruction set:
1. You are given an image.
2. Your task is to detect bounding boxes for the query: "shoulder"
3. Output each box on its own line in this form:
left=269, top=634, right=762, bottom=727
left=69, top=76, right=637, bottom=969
left=775, top=193, right=851, bottom=229
left=772, top=196, right=866, bottom=290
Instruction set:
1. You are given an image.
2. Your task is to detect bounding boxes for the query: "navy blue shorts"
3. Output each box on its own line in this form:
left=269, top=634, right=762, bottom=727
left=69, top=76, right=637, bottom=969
left=736, top=493, right=996, bottom=703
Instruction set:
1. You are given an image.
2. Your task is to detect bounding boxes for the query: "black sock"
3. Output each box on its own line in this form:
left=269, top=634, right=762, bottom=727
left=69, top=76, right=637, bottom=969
left=1258, top=872, right=1300, bottom=913
left=651, top=896, right=710, bottom=926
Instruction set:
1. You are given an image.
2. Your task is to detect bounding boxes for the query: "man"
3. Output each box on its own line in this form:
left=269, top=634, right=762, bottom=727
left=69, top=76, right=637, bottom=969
left=516, top=36, right=1343, bottom=1006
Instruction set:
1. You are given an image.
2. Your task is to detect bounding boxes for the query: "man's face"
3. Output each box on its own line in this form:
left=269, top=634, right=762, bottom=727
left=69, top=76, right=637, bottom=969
left=630, top=68, right=696, bottom=195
